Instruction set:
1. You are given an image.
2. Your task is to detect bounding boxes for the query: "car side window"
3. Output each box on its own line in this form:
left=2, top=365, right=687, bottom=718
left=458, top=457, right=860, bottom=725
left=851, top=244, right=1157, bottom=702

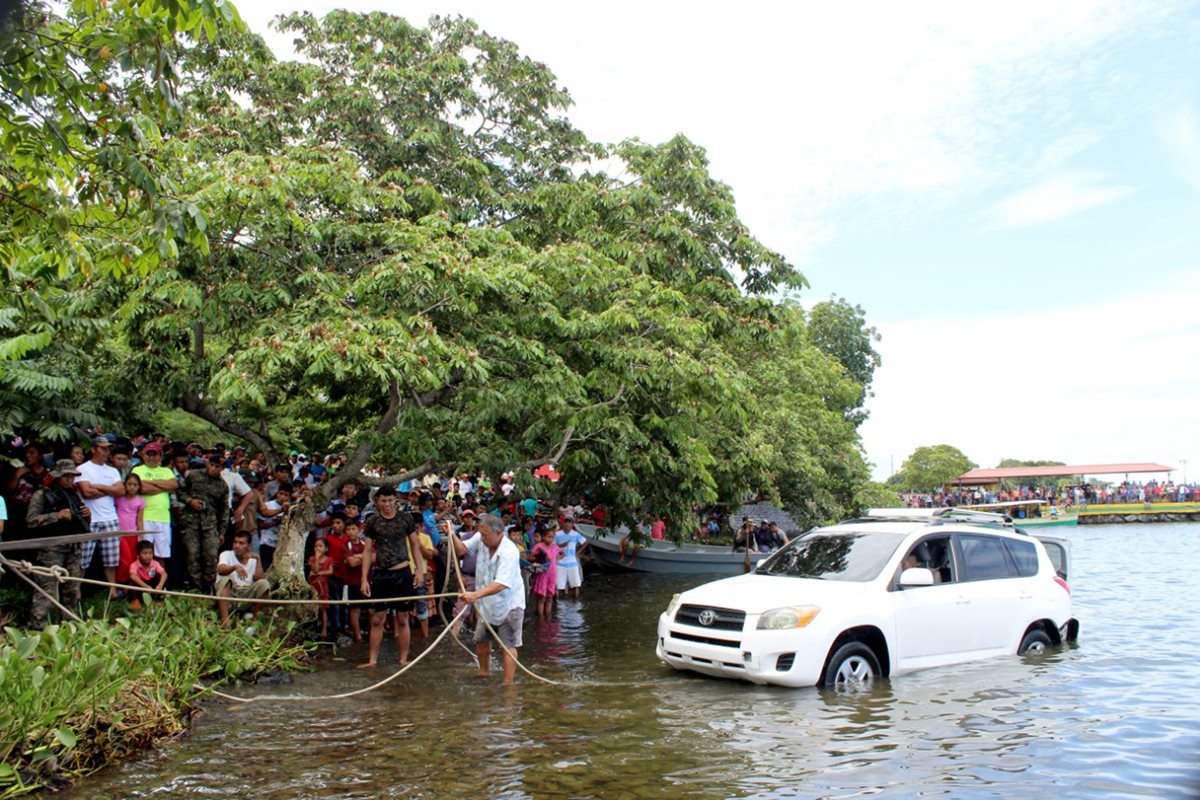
left=1040, top=541, right=1068, bottom=579
left=1003, top=537, right=1039, bottom=578
left=958, top=534, right=1016, bottom=581
left=897, top=535, right=955, bottom=586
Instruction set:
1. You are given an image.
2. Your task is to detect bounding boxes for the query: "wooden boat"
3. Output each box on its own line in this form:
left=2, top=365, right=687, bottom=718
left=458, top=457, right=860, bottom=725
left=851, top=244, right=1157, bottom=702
left=575, top=523, right=771, bottom=575
left=957, top=499, right=1079, bottom=527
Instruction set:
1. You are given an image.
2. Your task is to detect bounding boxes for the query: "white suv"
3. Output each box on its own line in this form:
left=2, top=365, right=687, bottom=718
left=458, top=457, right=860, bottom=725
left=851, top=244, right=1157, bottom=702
left=655, top=509, right=1078, bottom=689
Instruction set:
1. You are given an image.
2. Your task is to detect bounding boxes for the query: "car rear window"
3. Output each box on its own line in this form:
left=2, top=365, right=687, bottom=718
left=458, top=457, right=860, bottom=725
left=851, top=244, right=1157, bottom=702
left=756, top=531, right=903, bottom=582
left=1003, top=537, right=1039, bottom=578
left=958, top=534, right=1016, bottom=580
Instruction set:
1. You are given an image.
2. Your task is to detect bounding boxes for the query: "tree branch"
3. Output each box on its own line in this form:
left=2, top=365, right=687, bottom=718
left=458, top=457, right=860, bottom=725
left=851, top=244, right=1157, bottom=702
left=179, top=391, right=277, bottom=462
left=324, top=380, right=403, bottom=498
left=360, top=460, right=436, bottom=487
left=515, top=424, right=575, bottom=469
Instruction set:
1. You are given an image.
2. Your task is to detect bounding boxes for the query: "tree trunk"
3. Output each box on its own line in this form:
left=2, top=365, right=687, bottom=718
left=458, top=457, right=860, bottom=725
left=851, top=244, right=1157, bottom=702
left=268, top=496, right=316, bottom=602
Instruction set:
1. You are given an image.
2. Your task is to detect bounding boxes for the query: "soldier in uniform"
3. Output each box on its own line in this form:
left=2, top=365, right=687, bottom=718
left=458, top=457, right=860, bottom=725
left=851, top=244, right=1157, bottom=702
left=25, top=459, right=90, bottom=629
left=177, top=455, right=230, bottom=592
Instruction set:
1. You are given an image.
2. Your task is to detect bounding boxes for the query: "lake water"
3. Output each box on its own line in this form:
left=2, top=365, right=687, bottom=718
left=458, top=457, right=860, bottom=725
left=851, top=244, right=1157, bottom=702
left=66, top=523, right=1200, bottom=799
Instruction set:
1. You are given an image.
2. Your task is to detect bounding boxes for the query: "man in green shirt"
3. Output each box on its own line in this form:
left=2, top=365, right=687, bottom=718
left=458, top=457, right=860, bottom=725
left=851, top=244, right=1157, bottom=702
left=132, top=443, right=178, bottom=574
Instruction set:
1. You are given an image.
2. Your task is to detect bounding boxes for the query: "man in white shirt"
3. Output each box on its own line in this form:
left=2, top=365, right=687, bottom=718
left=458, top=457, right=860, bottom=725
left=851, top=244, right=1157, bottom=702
left=75, top=437, right=125, bottom=591
left=448, top=513, right=525, bottom=684
left=215, top=530, right=270, bottom=625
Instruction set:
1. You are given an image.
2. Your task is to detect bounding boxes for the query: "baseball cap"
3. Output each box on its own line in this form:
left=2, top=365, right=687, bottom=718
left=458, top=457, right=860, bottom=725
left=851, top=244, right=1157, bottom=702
left=89, top=436, right=111, bottom=448
left=50, top=459, right=81, bottom=478
left=141, top=443, right=163, bottom=455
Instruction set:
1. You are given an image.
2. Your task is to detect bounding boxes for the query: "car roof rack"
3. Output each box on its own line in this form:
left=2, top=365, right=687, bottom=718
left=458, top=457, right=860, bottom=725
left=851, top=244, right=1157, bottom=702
left=859, top=507, right=1016, bottom=528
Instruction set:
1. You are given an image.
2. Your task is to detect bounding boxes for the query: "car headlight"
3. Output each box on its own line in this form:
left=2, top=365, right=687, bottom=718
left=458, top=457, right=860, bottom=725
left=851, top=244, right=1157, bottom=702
left=665, top=593, right=682, bottom=618
left=757, top=606, right=820, bottom=630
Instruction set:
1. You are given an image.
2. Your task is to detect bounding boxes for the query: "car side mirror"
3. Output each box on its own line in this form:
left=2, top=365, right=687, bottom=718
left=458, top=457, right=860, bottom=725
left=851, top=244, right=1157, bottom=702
left=900, top=567, right=935, bottom=587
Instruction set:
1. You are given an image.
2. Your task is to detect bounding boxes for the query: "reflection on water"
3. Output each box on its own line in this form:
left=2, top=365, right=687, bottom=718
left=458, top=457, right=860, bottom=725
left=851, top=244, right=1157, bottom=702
left=66, top=525, right=1200, bottom=799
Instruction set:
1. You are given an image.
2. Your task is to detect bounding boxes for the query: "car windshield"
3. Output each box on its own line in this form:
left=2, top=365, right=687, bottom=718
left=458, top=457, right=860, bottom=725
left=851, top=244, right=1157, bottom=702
left=755, top=530, right=905, bottom=581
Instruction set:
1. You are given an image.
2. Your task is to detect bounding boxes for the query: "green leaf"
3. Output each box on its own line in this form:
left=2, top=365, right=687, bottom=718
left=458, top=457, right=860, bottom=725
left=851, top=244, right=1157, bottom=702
left=54, top=727, right=77, bottom=750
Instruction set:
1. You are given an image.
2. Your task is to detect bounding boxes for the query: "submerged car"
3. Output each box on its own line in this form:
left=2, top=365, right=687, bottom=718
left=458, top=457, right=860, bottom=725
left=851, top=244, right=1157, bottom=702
left=655, top=508, right=1078, bottom=689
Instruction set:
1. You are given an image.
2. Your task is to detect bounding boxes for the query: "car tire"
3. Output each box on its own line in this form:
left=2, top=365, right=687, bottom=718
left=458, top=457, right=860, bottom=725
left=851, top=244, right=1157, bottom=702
left=1018, top=628, right=1052, bottom=655
left=822, top=642, right=880, bottom=690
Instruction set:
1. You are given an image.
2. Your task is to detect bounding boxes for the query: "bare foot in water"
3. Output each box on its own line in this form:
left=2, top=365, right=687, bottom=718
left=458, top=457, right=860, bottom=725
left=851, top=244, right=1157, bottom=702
left=357, top=661, right=377, bottom=669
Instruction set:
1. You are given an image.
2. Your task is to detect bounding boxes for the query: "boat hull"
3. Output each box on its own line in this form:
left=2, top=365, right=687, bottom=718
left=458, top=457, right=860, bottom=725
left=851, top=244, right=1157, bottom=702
left=577, top=524, right=769, bottom=575
left=1012, top=514, right=1079, bottom=527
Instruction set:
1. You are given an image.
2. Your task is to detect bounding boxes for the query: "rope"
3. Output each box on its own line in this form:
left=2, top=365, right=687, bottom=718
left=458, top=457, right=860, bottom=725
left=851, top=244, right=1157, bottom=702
left=0, top=529, right=153, bottom=551
left=199, top=605, right=471, bottom=704
left=3, top=560, right=457, bottom=606
left=0, top=554, right=83, bottom=623
left=436, top=547, right=480, bottom=665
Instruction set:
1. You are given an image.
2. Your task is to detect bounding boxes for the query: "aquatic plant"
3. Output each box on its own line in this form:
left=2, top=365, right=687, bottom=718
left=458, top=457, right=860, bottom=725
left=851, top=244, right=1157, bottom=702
left=0, top=599, right=312, bottom=797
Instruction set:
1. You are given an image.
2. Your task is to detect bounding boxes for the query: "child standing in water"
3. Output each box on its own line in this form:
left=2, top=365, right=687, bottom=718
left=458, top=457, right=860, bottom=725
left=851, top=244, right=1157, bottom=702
left=307, top=537, right=334, bottom=638
left=530, top=527, right=562, bottom=617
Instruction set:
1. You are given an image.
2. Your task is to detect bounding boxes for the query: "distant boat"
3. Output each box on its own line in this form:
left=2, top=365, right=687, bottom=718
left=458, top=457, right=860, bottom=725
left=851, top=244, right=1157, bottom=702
left=957, top=499, right=1079, bottom=527
left=576, top=523, right=771, bottom=575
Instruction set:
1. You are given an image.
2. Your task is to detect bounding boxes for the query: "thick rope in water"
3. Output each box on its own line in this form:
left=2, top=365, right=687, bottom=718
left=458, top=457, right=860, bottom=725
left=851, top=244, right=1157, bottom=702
left=200, top=605, right=472, bottom=704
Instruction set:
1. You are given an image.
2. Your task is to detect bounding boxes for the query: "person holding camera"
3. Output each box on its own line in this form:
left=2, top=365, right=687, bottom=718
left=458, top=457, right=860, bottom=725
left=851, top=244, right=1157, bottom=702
left=25, top=459, right=90, bottom=629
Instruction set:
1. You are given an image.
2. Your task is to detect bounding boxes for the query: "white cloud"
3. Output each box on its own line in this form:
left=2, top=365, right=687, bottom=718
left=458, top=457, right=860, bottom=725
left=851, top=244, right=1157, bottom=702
left=237, top=1, right=1189, bottom=265
left=979, top=172, right=1134, bottom=229
left=859, top=272, right=1200, bottom=481
left=1160, top=105, right=1200, bottom=190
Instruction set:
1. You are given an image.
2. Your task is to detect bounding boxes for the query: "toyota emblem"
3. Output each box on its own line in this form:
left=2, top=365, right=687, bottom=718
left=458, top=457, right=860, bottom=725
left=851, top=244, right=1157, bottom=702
left=698, top=610, right=716, bottom=626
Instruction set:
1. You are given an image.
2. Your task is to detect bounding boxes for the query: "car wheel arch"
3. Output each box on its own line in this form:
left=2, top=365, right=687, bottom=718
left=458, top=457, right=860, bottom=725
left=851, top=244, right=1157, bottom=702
left=1022, top=619, right=1062, bottom=646
left=820, top=625, right=891, bottom=684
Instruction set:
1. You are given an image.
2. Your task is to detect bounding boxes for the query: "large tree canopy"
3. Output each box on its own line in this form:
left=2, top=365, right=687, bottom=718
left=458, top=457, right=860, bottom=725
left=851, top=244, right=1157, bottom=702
left=6, top=8, right=885, bottom=578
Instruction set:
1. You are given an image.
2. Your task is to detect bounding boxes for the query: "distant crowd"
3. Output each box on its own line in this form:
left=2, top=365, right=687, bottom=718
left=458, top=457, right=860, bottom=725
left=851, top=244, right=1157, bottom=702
left=906, top=479, right=1200, bottom=509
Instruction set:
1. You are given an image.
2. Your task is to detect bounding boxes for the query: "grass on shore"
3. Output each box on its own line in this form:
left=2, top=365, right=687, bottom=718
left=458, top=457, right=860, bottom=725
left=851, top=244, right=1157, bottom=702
left=0, top=598, right=313, bottom=797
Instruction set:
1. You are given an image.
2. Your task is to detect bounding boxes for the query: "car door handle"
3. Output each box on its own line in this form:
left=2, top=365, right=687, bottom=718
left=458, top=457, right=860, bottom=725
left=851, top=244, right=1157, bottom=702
left=956, top=596, right=970, bottom=605
left=1019, top=592, right=1033, bottom=600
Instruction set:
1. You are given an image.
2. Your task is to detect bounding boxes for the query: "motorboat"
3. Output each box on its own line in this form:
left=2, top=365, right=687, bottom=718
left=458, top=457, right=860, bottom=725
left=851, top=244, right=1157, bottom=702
left=576, top=523, right=771, bottom=575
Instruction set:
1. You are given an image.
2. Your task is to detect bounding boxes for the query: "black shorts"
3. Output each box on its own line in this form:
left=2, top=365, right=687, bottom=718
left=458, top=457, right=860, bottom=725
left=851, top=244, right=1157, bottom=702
left=369, top=567, right=416, bottom=612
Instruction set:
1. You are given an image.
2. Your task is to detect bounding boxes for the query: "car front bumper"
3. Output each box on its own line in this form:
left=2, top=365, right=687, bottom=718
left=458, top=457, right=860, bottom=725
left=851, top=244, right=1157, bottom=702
left=656, top=612, right=826, bottom=688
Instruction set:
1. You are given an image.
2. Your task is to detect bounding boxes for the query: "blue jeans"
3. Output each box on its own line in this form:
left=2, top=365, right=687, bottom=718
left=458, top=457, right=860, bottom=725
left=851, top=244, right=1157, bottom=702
left=328, top=576, right=346, bottom=631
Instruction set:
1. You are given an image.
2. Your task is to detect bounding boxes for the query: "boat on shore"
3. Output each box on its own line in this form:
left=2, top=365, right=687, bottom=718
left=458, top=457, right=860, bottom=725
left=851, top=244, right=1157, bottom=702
left=576, top=523, right=770, bottom=575
left=957, top=499, right=1079, bottom=527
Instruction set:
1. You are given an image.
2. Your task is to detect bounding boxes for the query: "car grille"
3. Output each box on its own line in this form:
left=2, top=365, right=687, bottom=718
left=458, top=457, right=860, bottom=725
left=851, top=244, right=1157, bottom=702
left=776, top=653, right=796, bottom=671
left=671, top=631, right=741, bottom=649
left=675, top=604, right=746, bottom=631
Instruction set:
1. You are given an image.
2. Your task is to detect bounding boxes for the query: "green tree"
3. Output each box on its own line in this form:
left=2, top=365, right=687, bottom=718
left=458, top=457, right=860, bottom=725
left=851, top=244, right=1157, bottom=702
left=0, top=0, right=242, bottom=438
left=894, top=445, right=977, bottom=491
left=30, top=10, right=884, bottom=588
left=806, top=295, right=881, bottom=413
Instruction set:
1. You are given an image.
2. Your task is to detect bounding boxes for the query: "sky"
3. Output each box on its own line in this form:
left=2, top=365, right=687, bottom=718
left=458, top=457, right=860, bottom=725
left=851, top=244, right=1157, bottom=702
left=239, top=1, right=1200, bottom=483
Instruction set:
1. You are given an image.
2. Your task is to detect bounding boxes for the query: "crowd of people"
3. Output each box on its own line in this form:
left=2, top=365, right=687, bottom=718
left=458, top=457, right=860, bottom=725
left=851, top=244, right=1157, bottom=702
left=0, top=431, right=606, bottom=683
left=905, top=479, right=1200, bottom=510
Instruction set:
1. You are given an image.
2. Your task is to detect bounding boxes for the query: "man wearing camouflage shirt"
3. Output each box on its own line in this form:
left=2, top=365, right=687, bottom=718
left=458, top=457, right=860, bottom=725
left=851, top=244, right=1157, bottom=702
left=25, top=460, right=90, bottom=629
left=177, top=455, right=230, bottom=592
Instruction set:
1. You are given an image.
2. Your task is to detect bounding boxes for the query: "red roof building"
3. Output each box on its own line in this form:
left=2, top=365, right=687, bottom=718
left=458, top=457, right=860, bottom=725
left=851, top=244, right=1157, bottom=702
left=956, top=463, right=1175, bottom=485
